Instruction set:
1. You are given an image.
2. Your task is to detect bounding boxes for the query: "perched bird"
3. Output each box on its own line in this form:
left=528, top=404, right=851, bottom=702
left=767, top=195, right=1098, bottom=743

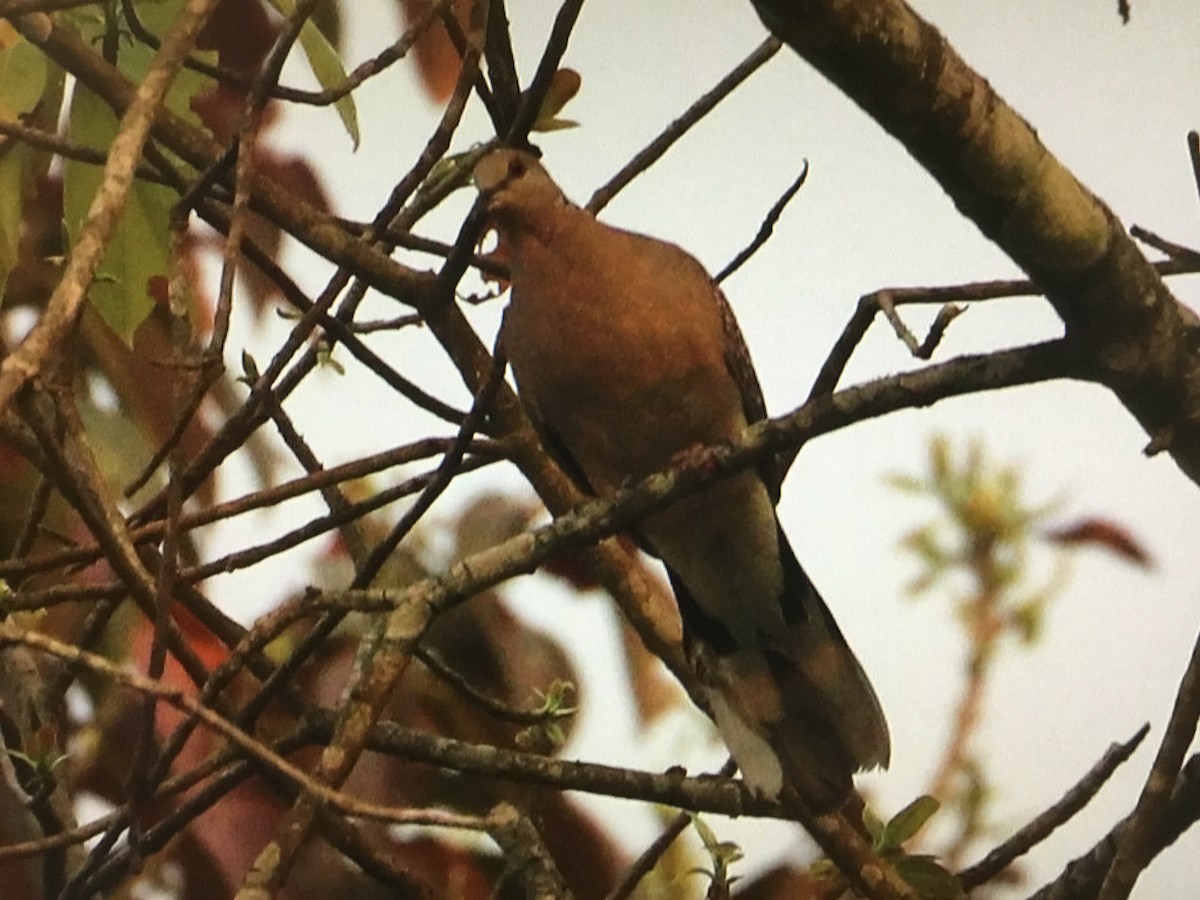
left=474, top=148, right=889, bottom=810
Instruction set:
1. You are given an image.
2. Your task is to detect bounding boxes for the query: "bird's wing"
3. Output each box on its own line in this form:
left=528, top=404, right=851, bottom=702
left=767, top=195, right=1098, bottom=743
left=713, top=280, right=785, bottom=502
left=511, top=369, right=598, bottom=496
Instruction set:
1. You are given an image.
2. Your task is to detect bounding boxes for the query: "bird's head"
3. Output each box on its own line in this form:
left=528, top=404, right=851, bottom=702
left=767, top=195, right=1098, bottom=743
left=473, top=148, right=567, bottom=235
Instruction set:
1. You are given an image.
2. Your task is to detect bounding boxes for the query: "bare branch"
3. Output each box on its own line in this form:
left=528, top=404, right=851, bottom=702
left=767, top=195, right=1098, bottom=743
left=959, top=726, right=1149, bottom=889
left=587, top=36, right=781, bottom=214
left=1097, top=629, right=1200, bottom=899
left=752, top=0, right=1200, bottom=486
left=716, top=162, right=808, bottom=283
left=0, top=622, right=496, bottom=832
left=506, top=0, right=585, bottom=143
left=1030, top=754, right=1200, bottom=900
left=488, top=803, right=575, bottom=900
left=1187, top=131, right=1200, bottom=204
left=604, top=759, right=738, bottom=900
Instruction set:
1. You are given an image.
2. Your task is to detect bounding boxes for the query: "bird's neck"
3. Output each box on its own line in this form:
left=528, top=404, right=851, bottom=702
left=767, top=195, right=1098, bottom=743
left=508, top=202, right=588, bottom=274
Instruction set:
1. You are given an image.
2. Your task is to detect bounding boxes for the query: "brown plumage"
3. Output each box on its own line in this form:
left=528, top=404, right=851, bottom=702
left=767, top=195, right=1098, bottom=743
left=475, top=148, right=889, bottom=810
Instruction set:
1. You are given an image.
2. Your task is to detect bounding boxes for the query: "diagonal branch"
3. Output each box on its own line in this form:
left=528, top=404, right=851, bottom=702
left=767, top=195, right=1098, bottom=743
left=751, top=0, right=1200, bottom=486
left=1097, top=628, right=1200, bottom=899
left=959, top=726, right=1149, bottom=889
left=1, top=1, right=222, bottom=414
left=1030, top=754, right=1200, bottom=900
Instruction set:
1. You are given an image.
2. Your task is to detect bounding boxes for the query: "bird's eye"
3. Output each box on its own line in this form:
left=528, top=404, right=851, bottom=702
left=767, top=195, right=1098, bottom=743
left=507, top=156, right=527, bottom=179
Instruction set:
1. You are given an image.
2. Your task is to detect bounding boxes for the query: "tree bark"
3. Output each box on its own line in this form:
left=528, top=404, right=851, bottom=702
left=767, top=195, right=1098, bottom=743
left=751, top=0, right=1200, bottom=484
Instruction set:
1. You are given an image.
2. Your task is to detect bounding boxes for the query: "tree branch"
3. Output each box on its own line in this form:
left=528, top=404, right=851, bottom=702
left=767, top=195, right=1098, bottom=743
left=751, top=0, right=1200, bottom=486
left=958, top=726, right=1149, bottom=889
left=1097, top=627, right=1200, bottom=899
left=2, top=1, right=222, bottom=414
left=1029, top=754, right=1200, bottom=900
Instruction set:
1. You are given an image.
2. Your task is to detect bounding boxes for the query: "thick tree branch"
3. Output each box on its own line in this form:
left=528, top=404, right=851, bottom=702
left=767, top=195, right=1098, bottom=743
left=312, top=341, right=1073, bottom=654
left=751, top=0, right=1200, bottom=485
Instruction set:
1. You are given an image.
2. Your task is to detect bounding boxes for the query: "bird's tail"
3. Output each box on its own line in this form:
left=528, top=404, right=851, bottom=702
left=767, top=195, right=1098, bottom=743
left=679, top=525, right=890, bottom=812
left=773, top=524, right=891, bottom=769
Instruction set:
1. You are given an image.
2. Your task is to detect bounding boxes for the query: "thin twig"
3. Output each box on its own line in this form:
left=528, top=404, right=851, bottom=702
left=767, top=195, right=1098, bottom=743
left=0, top=118, right=171, bottom=184
left=127, top=216, right=193, bottom=867
left=1187, top=131, right=1200, bottom=205
left=376, top=225, right=508, bottom=278
left=177, top=455, right=495, bottom=584
left=1130, top=225, right=1200, bottom=265
left=604, top=759, right=738, bottom=900
left=0, top=621, right=495, bottom=831
left=876, top=292, right=967, bottom=359
left=488, top=803, right=574, bottom=900
left=354, top=331, right=508, bottom=587
left=415, top=645, right=569, bottom=727
left=958, top=726, right=1149, bottom=889
left=0, top=438, right=496, bottom=587
left=483, top=0, right=521, bottom=125
left=808, top=257, right=1200, bottom=406
left=809, top=279, right=1040, bottom=400
left=16, top=389, right=212, bottom=691
left=435, top=2, right=501, bottom=128
left=8, top=474, right=53, bottom=565
left=118, top=0, right=448, bottom=108
left=505, top=0, right=585, bottom=143
left=587, top=37, right=781, bottom=214
left=716, top=163, right=808, bottom=283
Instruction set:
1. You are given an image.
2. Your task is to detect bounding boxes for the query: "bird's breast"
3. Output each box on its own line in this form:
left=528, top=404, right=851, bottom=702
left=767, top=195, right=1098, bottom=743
left=506, top=272, right=741, bottom=491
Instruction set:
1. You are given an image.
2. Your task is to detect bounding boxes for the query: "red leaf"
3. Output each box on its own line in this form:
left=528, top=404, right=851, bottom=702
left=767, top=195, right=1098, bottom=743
left=196, top=0, right=278, bottom=77
left=397, top=0, right=472, bottom=102
left=1045, top=518, right=1153, bottom=567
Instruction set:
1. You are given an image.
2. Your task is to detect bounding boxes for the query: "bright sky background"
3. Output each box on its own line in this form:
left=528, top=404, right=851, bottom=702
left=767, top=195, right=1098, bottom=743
left=203, top=1, right=1200, bottom=895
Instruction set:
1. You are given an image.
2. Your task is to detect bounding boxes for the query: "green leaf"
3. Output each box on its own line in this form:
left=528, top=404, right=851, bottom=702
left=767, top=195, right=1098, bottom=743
left=691, top=814, right=719, bottom=848
left=885, top=472, right=927, bottom=493
left=1010, top=599, right=1044, bottom=644
left=880, top=795, right=940, bottom=849
left=62, top=0, right=210, bottom=343
left=64, top=85, right=167, bottom=342
left=531, top=678, right=577, bottom=717
left=690, top=814, right=743, bottom=868
left=416, top=149, right=484, bottom=205
left=0, top=37, right=48, bottom=119
left=862, top=805, right=886, bottom=844
left=268, top=0, right=360, bottom=148
left=894, top=855, right=964, bottom=900
left=533, top=68, right=582, bottom=133
left=532, top=117, right=580, bottom=133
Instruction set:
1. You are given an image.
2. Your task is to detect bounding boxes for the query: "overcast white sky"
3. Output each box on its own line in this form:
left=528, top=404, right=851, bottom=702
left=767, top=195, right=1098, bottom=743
left=205, top=2, right=1200, bottom=895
